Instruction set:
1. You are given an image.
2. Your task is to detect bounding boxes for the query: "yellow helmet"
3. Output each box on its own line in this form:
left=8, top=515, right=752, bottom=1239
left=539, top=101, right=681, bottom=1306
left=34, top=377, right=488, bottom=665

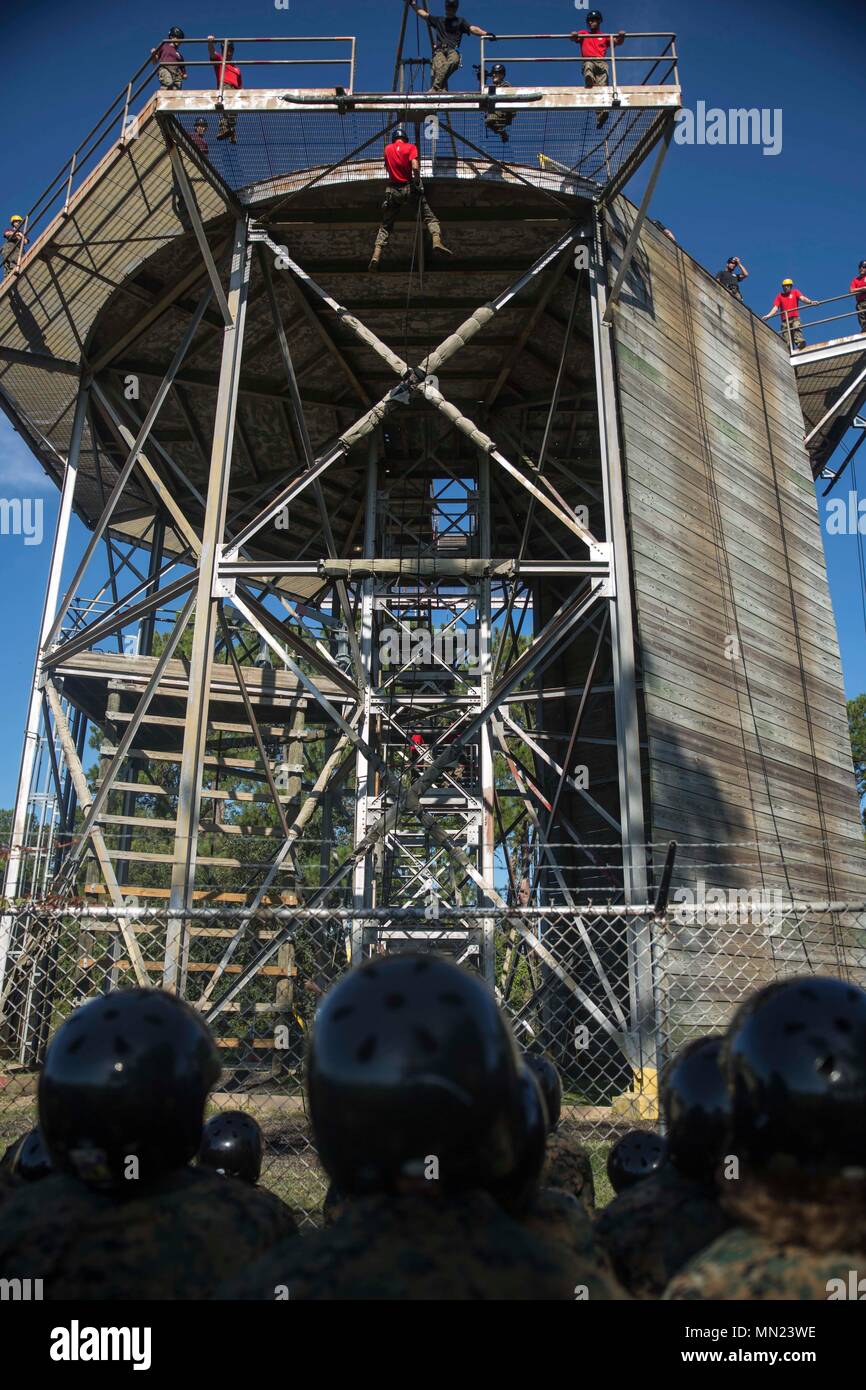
left=9, top=214, right=23, bottom=224
left=781, top=277, right=793, bottom=286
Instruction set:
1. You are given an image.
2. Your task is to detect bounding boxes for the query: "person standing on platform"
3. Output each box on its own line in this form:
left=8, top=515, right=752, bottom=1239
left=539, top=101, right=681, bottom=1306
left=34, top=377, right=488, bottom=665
left=762, top=277, right=817, bottom=351
left=191, top=118, right=210, bottom=156
left=850, top=259, right=866, bottom=334
left=208, top=37, right=243, bottom=144
left=483, top=63, right=515, bottom=143
left=368, top=126, right=452, bottom=271
left=569, top=11, right=625, bottom=127
left=411, top=1, right=496, bottom=93
left=716, top=255, right=749, bottom=301
left=151, top=28, right=187, bottom=90
left=2, top=216, right=27, bottom=277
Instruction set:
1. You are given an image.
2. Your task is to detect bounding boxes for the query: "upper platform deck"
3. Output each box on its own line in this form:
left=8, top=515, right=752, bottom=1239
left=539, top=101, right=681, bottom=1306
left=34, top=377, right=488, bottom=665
left=0, top=34, right=680, bottom=535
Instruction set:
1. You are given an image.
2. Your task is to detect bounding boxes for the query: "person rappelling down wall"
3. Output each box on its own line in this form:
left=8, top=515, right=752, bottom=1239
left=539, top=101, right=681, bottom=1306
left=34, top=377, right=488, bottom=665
left=369, top=126, right=452, bottom=272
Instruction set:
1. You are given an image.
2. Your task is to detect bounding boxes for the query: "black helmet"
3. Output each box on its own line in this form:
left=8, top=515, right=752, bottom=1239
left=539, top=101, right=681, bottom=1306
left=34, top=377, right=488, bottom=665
left=723, top=976, right=866, bottom=1177
left=168, top=27, right=184, bottom=40
left=393, top=125, right=408, bottom=142
left=491, top=63, right=506, bottom=78
left=587, top=10, right=603, bottom=22
left=487, top=1064, right=548, bottom=1215
left=524, top=1053, right=562, bottom=1131
left=663, top=1036, right=731, bottom=1184
left=6, top=1128, right=54, bottom=1184
left=198, top=1110, right=263, bottom=1184
left=606, top=1129, right=668, bottom=1194
left=307, top=953, right=525, bottom=1197
left=39, top=988, right=222, bottom=1191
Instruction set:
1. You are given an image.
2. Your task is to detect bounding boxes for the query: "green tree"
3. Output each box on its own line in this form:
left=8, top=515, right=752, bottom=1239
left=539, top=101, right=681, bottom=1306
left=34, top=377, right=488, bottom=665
left=848, top=693, right=866, bottom=830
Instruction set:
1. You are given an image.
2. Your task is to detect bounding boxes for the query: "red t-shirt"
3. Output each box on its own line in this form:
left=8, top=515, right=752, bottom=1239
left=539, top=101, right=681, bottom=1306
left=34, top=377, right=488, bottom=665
left=384, top=139, right=418, bottom=184
left=774, top=289, right=803, bottom=319
left=212, top=52, right=242, bottom=89
left=577, top=30, right=611, bottom=59
left=850, top=274, right=866, bottom=305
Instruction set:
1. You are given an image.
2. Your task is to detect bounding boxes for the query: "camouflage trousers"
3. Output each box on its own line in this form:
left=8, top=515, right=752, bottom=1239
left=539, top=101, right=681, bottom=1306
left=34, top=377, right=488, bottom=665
left=857, top=302, right=866, bottom=333
left=375, top=183, right=440, bottom=250
left=484, top=111, right=514, bottom=139
left=1, top=241, right=21, bottom=275
left=218, top=112, right=238, bottom=144
left=583, top=60, right=609, bottom=88
left=781, top=314, right=806, bottom=350
left=431, top=48, right=461, bottom=92
left=158, top=66, right=184, bottom=90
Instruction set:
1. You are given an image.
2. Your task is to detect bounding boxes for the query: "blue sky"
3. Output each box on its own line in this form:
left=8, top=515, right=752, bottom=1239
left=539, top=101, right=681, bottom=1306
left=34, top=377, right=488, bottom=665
left=0, top=0, right=864, bottom=807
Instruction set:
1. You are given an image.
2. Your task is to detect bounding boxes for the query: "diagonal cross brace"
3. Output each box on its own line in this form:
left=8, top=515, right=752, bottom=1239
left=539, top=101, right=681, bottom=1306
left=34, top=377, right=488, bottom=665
left=224, top=223, right=596, bottom=557
left=203, top=584, right=607, bottom=1018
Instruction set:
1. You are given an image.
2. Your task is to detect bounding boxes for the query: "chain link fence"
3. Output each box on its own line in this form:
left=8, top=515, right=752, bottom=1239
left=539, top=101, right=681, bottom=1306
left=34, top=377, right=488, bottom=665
left=1, top=898, right=864, bottom=1224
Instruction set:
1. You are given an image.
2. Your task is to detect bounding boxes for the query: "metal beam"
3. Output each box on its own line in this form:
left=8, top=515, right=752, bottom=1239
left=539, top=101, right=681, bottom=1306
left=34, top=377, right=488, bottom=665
left=167, top=147, right=233, bottom=327
left=167, top=219, right=251, bottom=973
left=55, top=593, right=196, bottom=886
left=590, top=213, right=656, bottom=1076
left=44, top=289, right=213, bottom=650
left=41, top=681, right=150, bottom=988
left=1, top=378, right=89, bottom=993
left=603, top=112, right=675, bottom=321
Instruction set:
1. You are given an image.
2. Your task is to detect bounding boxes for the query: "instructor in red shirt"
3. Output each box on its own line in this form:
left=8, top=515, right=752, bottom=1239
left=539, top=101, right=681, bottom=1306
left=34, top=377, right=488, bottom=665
left=762, top=278, right=818, bottom=352
left=369, top=126, right=452, bottom=271
left=569, top=10, right=625, bottom=127
left=850, top=260, right=866, bottom=335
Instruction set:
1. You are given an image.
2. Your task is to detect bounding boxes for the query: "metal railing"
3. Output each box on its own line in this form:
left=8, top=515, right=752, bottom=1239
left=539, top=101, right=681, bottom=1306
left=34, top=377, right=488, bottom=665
left=478, top=32, right=679, bottom=93
left=1, top=36, right=356, bottom=281
left=779, top=287, right=866, bottom=354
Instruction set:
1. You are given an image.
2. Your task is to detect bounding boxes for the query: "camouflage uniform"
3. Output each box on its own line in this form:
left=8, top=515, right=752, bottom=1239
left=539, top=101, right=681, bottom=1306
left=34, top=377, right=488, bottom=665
left=780, top=313, right=806, bottom=350
left=583, top=60, right=609, bottom=88
left=484, top=81, right=514, bottom=140
left=374, top=184, right=441, bottom=251
left=522, top=1188, right=620, bottom=1283
left=430, top=48, right=461, bottom=92
left=2, top=229, right=26, bottom=275
left=664, top=1225, right=866, bottom=1301
left=594, top=1164, right=733, bottom=1298
left=216, top=1189, right=627, bottom=1300
left=0, top=1167, right=298, bottom=1300
left=0, top=1166, right=15, bottom=1211
left=542, top=1130, right=596, bottom=1215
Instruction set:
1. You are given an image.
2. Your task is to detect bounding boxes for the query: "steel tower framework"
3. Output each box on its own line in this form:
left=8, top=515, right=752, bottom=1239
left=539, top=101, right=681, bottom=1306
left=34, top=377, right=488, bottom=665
left=0, top=50, right=682, bottom=1089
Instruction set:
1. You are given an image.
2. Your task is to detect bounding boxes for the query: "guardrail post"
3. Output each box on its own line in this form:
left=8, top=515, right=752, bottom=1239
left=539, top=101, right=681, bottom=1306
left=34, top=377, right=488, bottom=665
left=219, top=37, right=228, bottom=105
left=479, top=36, right=485, bottom=88
left=14, top=215, right=29, bottom=273
left=120, top=80, right=133, bottom=140
left=63, top=156, right=77, bottom=216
